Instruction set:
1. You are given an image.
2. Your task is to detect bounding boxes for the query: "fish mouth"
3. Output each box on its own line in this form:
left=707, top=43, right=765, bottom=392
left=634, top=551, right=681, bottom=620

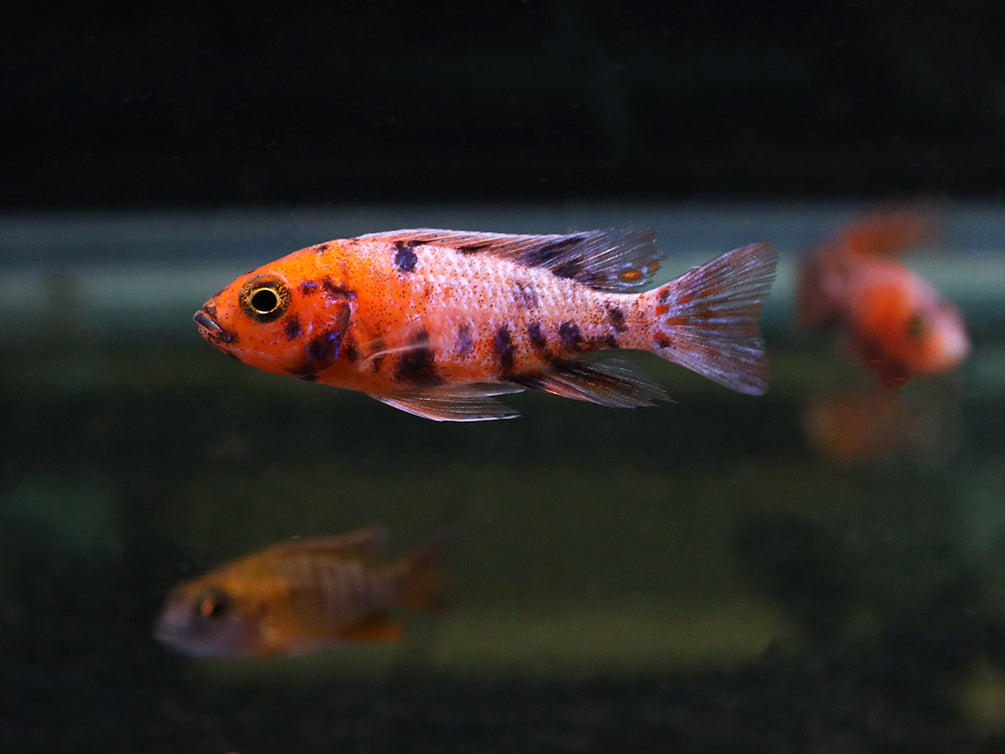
left=152, top=618, right=178, bottom=645
left=193, top=309, right=236, bottom=344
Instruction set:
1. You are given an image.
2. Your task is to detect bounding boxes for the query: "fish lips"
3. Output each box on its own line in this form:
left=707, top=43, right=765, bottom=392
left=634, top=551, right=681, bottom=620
left=153, top=604, right=233, bottom=658
left=153, top=618, right=220, bottom=658
left=193, top=308, right=237, bottom=345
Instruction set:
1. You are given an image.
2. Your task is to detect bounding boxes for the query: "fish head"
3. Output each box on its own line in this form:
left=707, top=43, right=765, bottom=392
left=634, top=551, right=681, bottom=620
left=154, top=579, right=263, bottom=657
left=194, top=246, right=355, bottom=379
left=852, top=267, right=969, bottom=381
left=903, top=295, right=970, bottom=375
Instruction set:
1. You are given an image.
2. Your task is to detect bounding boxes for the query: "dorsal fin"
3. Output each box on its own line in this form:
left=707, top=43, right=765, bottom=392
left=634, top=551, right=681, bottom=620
left=355, top=228, right=664, bottom=292
left=264, top=526, right=389, bottom=564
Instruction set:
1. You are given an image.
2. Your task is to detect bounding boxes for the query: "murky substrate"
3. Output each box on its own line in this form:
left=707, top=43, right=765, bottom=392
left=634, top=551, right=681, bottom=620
left=1, top=203, right=1003, bottom=750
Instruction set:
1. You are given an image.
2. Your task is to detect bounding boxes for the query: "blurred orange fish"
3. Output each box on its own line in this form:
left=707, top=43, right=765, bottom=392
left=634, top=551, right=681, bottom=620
left=803, top=389, right=920, bottom=463
left=154, top=526, right=451, bottom=657
left=802, top=385, right=963, bottom=465
left=194, top=228, right=776, bottom=420
left=796, top=210, right=969, bottom=387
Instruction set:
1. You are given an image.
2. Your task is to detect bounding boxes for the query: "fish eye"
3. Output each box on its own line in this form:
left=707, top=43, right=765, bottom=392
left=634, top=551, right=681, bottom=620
left=239, top=275, right=291, bottom=323
left=906, top=313, right=927, bottom=340
left=193, top=588, right=232, bottom=623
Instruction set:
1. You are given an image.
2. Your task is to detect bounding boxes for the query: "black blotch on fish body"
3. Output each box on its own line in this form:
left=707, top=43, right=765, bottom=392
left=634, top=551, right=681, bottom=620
left=314, top=243, right=330, bottom=254
left=370, top=338, right=386, bottom=373
left=322, top=278, right=357, bottom=300
left=559, top=321, right=582, bottom=352
left=527, top=322, right=547, bottom=351
left=494, top=326, right=516, bottom=374
left=393, top=242, right=418, bottom=273
left=307, top=328, right=345, bottom=365
left=394, top=331, right=441, bottom=385
left=457, top=325, right=474, bottom=357
left=343, top=335, right=359, bottom=363
left=608, top=307, right=627, bottom=333
left=283, top=314, right=302, bottom=340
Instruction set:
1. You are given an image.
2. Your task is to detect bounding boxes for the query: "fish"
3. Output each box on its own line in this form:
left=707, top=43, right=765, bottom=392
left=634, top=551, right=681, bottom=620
left=154, top=526, right=451, bottom=658
left=194, top=228, right=776, bottom=421
left=802, top=388, right=925, bottom=463
left=796, top=210, right=969, bottom=388
left=802, top=385, right=962, bottom=465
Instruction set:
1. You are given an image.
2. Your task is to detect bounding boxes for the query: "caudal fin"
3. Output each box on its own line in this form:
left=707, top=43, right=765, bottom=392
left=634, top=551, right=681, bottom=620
left=395, top=529, right=455, bottom=613
left=647, top=243, right=776, bottom=395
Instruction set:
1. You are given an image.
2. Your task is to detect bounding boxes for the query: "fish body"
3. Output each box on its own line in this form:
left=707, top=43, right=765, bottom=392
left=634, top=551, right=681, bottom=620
left=796, top=211, right=969, bottom=387
left=154, top=526, right=450, bottom=657
left=195, top=228, right=776, bottom=420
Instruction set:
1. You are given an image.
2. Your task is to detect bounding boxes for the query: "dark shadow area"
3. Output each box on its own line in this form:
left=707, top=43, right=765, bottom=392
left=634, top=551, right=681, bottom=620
left=5, top=3, right=1005, bottom=208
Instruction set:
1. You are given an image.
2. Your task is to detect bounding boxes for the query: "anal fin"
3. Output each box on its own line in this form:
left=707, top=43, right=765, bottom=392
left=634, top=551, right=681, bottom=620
left=511, top=355, right=670, bottom=408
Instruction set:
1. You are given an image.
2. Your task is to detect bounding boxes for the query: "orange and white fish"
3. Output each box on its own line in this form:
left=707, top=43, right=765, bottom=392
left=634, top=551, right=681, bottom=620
left=796, top=210, right=969, bottom=388
left=195, top=228, right=776, bottom=421
left=154, top=526, right=451, bottom=658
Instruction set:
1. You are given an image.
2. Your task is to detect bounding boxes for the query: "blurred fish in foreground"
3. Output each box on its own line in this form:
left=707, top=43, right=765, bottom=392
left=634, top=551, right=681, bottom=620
left=796, top=209, right=969, bottom=387
left=194, top=228, right=776, bottom=421
left=154, top=526, right=452, bottom=658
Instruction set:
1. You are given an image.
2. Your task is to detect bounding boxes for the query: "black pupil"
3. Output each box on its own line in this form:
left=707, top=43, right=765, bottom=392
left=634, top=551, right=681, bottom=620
left=250, top=288, right=279, bottom=313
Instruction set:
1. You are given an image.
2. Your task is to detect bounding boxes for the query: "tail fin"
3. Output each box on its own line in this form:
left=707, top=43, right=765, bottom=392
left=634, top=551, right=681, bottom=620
left=647, top=243, right=776, bottom=395
left=395, top=529, right=455, bottom=613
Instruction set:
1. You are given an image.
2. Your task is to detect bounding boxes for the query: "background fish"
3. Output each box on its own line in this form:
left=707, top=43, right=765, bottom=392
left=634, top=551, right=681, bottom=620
left=796, top=210, right=969, bottom=387
left=195, top=228, right=776, bottom=421
left=154, top=526, right=451, bottom=658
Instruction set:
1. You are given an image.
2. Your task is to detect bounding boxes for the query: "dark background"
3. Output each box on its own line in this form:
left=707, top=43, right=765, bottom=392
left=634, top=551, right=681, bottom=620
left=5, top=1, right=1005, bottom=209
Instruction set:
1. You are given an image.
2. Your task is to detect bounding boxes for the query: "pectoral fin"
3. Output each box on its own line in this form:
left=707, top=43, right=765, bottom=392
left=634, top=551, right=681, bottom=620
left=373, top=383, right=523, bottom=422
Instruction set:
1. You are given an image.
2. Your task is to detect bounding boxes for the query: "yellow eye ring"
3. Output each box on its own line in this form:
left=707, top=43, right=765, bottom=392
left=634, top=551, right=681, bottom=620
left=239, top=275, right=291, bottom=323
